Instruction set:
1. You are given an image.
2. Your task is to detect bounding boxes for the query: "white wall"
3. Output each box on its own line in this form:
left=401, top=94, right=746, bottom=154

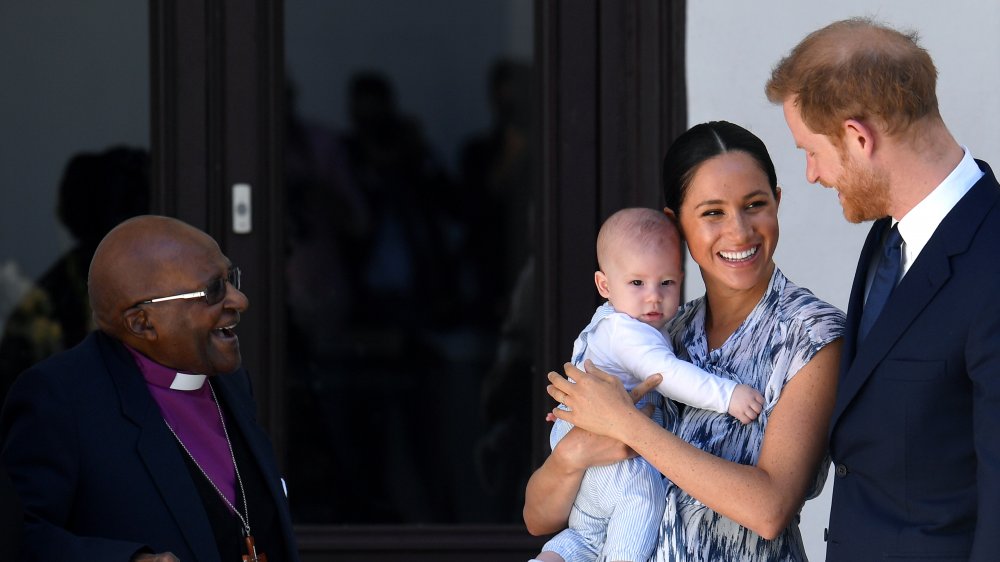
left=687, top=3, right=1000, bottom=560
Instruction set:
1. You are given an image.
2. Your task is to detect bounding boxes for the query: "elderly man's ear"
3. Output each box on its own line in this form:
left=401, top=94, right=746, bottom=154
left=122, top=307, right=157, bottom=341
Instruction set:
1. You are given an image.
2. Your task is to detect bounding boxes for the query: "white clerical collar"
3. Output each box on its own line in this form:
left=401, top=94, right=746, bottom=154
left=169, top=372, right=207, bottom=390
left=126, top=344, right=209, bottom=392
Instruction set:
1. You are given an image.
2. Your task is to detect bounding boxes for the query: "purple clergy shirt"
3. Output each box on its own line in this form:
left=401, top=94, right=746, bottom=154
left=126, top=346, right=238, bottom=512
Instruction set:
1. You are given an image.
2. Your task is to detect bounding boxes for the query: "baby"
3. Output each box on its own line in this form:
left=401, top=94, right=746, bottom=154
left=532, top=207, right=764, bottom=562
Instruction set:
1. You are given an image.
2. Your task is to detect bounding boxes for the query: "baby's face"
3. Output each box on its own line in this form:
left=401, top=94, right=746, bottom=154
left=596, top=241, right=683, bottom=329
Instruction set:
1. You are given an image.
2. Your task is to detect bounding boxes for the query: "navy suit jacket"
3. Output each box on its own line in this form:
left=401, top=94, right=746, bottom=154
left=827, top=160, right=1000, bottom=561
left=0, top=331, right=299, bottom=562
left=0, top=462, right=23, bottom=560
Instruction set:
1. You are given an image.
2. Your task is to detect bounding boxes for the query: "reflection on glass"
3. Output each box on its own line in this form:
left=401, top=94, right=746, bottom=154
left=0, top=2, right=149, bottom=401
left=0, top=148, right=150, bottom=399
left=283, top=0, right=536, bottom=524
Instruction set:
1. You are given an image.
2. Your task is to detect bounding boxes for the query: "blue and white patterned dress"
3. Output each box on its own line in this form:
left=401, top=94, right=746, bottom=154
left=655, top=268, right=845, bottom=561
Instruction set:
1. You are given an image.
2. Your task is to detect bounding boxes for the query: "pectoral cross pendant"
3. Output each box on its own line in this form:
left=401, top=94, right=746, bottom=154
left=242, top=535, right=267, bottom=562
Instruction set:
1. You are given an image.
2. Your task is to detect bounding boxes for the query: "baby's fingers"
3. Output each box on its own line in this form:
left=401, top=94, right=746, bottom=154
left=629, top=373, right=662, bottom=404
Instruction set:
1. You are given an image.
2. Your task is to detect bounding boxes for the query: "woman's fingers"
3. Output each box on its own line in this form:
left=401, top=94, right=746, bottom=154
left=553, top=361, right=660, bottom=406
left=546, top=371, right=575, bottom=413
left=547, top=370, right=572, bottom=393
left=547, top=361, right=656, bottom=443
left=582, top=359, right=618, bottom=383
left=564, top=361, right=586, bottom=381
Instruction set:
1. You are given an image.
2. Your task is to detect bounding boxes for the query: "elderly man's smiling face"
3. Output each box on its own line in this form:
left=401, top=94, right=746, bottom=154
left=91, top=216, right=249, bottom=375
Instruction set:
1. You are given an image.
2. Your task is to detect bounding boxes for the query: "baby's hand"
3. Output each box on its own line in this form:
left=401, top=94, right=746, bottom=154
left=728, top=384, right=765, bottom=424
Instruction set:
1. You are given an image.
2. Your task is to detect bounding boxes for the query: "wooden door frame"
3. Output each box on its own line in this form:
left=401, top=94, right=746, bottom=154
left=534, top=0, right=687, bottom=466
left=149, top=0, right=286, bottom=439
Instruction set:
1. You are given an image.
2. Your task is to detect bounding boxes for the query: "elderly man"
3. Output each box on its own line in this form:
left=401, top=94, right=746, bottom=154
left=1, top=215, right=298, bottom=562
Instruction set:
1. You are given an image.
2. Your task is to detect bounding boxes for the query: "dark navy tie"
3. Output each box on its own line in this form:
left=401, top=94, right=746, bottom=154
left=859, top=224, right=903, bottom=340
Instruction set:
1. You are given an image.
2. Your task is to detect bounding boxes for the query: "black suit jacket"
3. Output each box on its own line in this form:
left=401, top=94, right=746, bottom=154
left=0, top=331, right=299, bottom=562
left=0, top=461, right=23, bottom=560
left=827, top=160, right=1000, bottom=561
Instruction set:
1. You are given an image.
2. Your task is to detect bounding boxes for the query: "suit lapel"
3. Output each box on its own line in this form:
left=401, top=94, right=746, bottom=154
left=831, top=241, right=952, bottom=426
left=214, top=373, right=295, bottom=556
left=213, top=375, right=282, bottom=495
left=98, top=334, right=219, bottom=562
left=830, top=164, right=1000, bottom=430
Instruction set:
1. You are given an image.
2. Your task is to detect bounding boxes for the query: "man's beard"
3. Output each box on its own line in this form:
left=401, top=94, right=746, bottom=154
left=836, top=154, right=892, bottom=223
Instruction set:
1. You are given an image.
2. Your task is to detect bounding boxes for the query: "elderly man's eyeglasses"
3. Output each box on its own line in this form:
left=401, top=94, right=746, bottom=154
left=136, top=267, right=241, bottom=306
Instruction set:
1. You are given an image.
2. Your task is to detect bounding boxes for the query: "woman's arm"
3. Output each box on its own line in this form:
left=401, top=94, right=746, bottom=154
left=522, top=374, right=663, bottom=536
left=548, top=339, right=841, bottom=539
left=522, top=426, right=614, bottom=535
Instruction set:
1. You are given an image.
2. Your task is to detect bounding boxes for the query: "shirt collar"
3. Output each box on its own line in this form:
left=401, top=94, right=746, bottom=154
left=897, top=147, right=982, bottom=262
left=125, top=345, right=207, bottom=391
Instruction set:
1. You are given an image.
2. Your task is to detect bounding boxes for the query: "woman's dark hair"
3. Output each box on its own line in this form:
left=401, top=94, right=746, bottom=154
left=661, top=121, right=778, bottom=216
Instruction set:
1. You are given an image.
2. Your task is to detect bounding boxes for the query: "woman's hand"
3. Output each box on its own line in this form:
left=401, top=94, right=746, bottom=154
left=547, top=360, right=661, bottom=443
left=523, top=363, right=662, bottom=535
left=549, top=424, right=632, bottom=472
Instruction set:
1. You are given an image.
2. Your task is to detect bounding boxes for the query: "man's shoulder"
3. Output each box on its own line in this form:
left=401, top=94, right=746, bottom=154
left=966, top=159, right=1000, bottom=215
left=14, top=332, right=117, bottom=395
left=2, top=333, right=124, bottom=434
left=29, top=332, right=106, bottom=373
left=950, top=167, right=1000, bottom=252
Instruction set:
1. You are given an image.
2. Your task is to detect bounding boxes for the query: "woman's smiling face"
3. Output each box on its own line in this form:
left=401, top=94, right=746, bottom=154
left=678, top=150, right=780, bottom=296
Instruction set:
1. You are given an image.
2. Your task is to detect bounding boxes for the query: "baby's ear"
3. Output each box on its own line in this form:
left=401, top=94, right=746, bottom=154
left=662, top=207, right=678, bottom=222
left=594, top=270, right=611, bottom=299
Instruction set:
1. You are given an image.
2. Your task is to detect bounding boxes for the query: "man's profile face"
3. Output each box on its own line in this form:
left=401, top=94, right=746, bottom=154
left=782, top=99, right=890, bottom=222
left=139, top=234, right=249, bottom=375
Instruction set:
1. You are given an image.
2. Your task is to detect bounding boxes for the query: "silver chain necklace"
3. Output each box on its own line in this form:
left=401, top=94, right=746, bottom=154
left=163, top=384, right=252, bottom=538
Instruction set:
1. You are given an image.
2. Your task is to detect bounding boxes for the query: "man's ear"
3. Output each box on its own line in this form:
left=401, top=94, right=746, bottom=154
left=595, top=271, right=612, bottom=300
left=843, top=118, right=876, bottom=158
left=122, top=307, right=157, bottom=341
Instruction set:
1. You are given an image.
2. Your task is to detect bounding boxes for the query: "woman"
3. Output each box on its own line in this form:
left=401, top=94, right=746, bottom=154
left=524, top=121, right=844, bottom=561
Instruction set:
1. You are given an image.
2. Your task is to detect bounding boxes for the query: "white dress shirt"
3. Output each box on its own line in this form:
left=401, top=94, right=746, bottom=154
left=866, top=147, right=983, bottom=302
left=897, top=147, right=983, bottom=276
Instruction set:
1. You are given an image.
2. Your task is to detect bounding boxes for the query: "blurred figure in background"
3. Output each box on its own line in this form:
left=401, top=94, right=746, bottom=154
left=462, top=58, right=539, bottom=520
left=0, top=146, right=149, bottom=402
left=458, top=58, right=534, bottom=327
